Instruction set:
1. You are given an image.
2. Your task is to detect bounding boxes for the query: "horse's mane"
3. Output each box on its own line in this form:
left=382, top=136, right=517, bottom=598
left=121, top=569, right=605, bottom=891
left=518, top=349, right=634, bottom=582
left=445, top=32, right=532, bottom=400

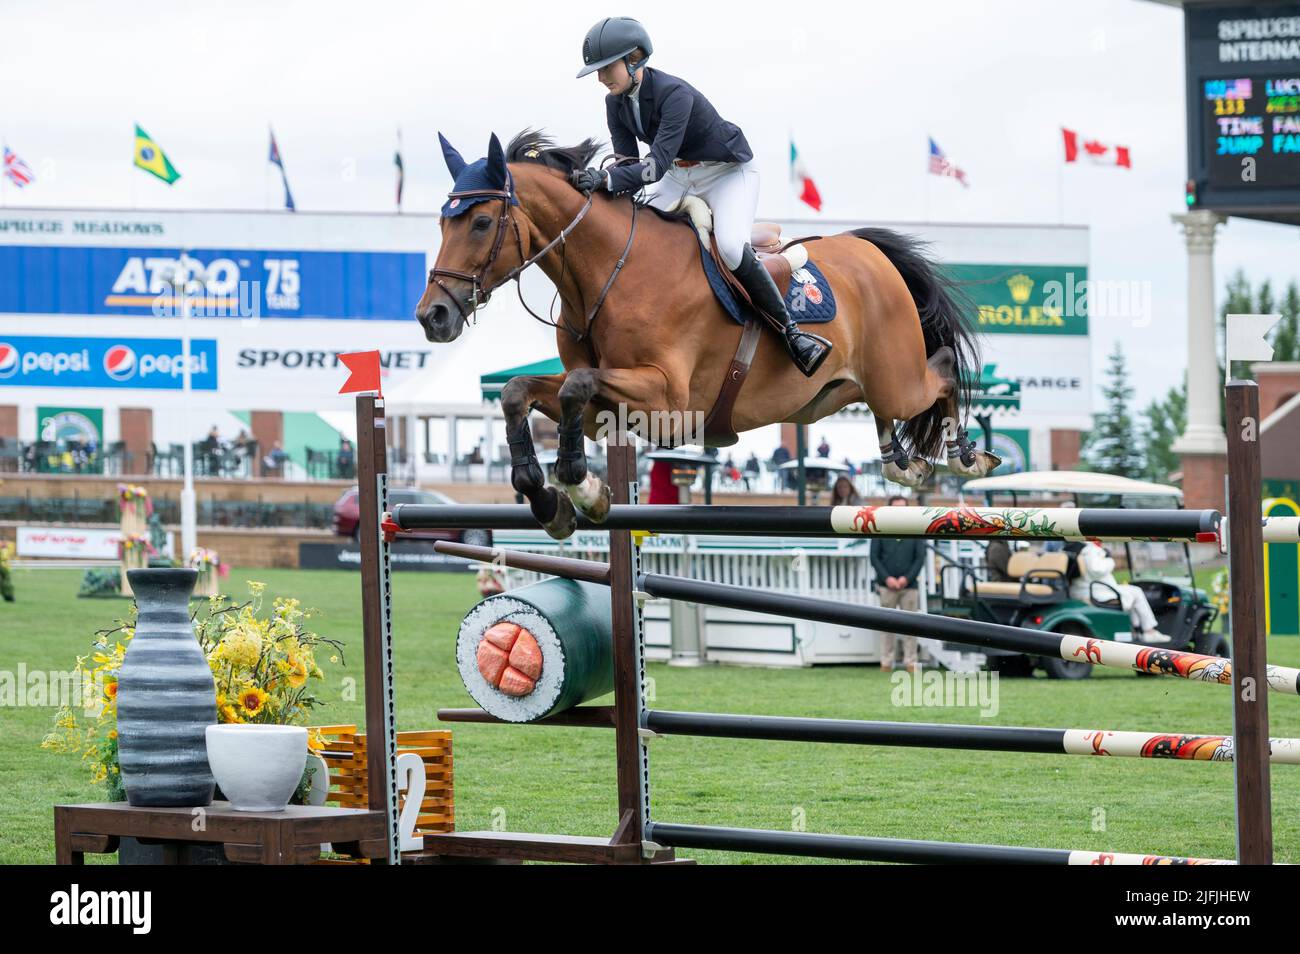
left=505, top=127, right=691, bottom=225
left=506, top=128, right=602, bottom=176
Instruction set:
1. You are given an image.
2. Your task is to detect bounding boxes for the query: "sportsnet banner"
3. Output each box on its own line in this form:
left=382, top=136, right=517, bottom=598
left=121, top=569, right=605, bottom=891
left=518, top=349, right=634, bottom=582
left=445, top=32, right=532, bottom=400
left=0, top=245, right=425, bottom=320
left=0, top=334, right=217, bottom=390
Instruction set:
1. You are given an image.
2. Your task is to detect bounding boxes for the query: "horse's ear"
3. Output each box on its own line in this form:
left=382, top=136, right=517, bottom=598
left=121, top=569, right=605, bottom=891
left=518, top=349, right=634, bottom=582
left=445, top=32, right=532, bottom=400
left=439, top=132, right=467, bottom=180
left=485, top=132, right=507, bottom=188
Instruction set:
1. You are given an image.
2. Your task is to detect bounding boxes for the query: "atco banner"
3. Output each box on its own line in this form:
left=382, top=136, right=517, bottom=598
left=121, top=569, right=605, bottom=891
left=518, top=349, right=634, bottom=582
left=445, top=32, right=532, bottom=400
left=0, top=335, right=218, bottom=390
left=0, top=245, right=425, bottom=320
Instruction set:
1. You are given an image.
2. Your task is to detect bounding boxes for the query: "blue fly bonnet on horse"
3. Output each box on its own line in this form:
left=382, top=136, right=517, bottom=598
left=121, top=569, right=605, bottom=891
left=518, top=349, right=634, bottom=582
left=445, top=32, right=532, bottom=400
left=439, top=132, right=520, bottom=218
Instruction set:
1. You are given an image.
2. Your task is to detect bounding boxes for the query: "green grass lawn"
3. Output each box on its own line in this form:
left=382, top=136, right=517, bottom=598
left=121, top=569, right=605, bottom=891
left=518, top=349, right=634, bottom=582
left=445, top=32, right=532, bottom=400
left=3, top=565, right=1298, bottom=865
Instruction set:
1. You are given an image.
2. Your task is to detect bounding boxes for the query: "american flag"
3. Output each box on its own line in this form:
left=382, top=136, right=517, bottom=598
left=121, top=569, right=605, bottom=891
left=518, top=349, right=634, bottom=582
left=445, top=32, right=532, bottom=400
left=928, top=137, right=968, bottom=188
left=3, top=147, right=34, bottom=188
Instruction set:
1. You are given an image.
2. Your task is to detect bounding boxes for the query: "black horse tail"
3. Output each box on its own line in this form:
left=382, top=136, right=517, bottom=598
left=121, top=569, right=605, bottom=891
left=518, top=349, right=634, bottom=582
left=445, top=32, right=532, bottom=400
left=848, top=227, right=981, bottom=463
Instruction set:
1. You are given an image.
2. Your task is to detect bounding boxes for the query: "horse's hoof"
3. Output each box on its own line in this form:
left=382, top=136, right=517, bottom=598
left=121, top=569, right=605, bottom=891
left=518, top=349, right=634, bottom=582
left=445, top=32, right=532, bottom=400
left=975, top=451, right=1002, bottom=475
left=948, top=449, right=1002, bottom=478
left=565, top=474, right=611, bottom=523
left=543, top=491, right=578, bottom=540
left=885, top=458, right=932, bottom=488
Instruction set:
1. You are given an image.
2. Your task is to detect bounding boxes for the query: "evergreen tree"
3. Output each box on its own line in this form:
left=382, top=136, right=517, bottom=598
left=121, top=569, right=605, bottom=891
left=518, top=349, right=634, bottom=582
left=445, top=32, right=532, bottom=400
left=1083, top=342, right=1145, bottom=479
left=1142, top=382, right=1187, bottom=484
left=1273, top=281, right=1300, bottom=362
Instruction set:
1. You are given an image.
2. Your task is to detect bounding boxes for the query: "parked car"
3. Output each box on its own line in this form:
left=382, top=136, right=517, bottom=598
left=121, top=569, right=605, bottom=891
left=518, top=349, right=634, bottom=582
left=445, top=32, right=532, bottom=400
left=930, top=471, right=1222, bottom=679
left=332, top=486, right=491, bottom=546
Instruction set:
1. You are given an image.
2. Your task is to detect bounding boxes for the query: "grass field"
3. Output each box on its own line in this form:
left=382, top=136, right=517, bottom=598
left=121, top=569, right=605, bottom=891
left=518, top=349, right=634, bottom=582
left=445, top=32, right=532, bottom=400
left=3, top=565, right=1299, bottom=865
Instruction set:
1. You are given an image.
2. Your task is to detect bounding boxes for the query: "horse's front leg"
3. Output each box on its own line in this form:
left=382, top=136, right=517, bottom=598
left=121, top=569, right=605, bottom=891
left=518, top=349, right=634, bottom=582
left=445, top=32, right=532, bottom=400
left=499, top=373, right=577, bottom=540
left=554, top=367, right=612, bottom=523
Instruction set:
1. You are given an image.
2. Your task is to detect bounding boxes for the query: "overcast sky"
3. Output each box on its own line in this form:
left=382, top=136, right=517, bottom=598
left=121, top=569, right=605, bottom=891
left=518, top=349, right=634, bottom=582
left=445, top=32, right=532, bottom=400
left=4, top=0, right=1298, bottom=422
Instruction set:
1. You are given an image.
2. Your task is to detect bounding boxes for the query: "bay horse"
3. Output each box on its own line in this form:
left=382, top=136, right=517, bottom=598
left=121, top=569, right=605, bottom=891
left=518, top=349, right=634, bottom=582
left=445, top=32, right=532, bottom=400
left=416, top=130, right=999, bottom=539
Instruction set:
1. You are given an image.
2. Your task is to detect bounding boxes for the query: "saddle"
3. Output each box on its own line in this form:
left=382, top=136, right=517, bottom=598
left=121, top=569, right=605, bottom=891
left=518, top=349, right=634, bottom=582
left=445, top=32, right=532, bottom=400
left=664, top=196, right=817, bottom=446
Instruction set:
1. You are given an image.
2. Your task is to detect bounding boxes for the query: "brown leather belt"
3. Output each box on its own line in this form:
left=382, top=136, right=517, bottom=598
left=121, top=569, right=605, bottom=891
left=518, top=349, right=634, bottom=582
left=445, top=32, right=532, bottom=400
left=673, top=159, right=701, bottom=168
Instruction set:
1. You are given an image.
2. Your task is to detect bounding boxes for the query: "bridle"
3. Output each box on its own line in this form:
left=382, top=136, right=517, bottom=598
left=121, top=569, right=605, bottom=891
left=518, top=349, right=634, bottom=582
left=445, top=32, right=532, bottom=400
left=428, top=163, right=639, bottom=344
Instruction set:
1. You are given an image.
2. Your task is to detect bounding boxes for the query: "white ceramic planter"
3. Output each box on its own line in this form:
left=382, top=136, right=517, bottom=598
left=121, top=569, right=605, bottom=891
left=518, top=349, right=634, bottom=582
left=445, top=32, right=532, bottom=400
left=205, top=725, right=308, bottom=812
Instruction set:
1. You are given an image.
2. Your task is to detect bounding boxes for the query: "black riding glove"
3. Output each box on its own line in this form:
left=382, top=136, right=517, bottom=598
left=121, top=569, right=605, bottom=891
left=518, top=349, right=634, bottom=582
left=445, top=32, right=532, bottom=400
left=570, top=167, right=607, bottom=194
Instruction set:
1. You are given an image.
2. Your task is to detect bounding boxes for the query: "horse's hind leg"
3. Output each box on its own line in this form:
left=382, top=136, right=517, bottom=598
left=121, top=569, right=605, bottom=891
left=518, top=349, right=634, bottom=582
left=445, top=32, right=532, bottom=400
left=555, top=367, right=612, bottom=523
left=500, top=374, right=578, bottom=540
left=926, top=349, right=1002, bottom=478
left=876, top=417, right=932, bottom=488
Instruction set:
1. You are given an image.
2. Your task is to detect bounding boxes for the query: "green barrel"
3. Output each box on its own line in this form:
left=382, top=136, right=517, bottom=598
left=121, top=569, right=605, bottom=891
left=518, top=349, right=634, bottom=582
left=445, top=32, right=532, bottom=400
left=456, top=577, right=614, bottom=722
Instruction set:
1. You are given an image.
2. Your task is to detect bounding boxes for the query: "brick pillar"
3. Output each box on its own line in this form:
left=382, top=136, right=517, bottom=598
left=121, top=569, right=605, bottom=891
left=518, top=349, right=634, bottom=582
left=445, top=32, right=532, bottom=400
left=0, top=405, right=17, bottom=440
left=1179, top=452, right=1227, bottom=511
left=250, top=411, right=284, bottom=478
left=1049, top=429, right=1081, bottom=471
left=118, top=408, right=153, bottom=475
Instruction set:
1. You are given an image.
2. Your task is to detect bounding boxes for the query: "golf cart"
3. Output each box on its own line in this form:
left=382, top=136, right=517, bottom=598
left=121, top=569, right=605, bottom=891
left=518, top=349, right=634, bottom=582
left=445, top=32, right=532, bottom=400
left=930, top=471, right=1223, bottom=679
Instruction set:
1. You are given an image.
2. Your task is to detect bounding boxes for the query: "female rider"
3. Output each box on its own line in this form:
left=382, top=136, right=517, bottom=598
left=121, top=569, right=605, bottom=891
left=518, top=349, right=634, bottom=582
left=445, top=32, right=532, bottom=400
left=572, top=16, right=831, bottom=377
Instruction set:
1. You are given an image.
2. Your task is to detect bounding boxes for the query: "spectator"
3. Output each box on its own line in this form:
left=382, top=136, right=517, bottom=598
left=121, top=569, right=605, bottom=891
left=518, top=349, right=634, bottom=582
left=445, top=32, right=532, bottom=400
left=816, top=435, right=830, bottom=458
left=1070, top=540, right=1170, bottom=643
left=648, top=457, right=677, bottom=504
left=336, top=438, right=356, bottom=479
left=985, top=539, right=1012, bottom=582
left=743, top=453, right=760, bottom=491
left=262, top=440, right=289, bottom=478
left=830, top=475, right=861, bottom=506
left=870, top=495, right=926, bottom=673
left=200, top=425, right=222, bottom=476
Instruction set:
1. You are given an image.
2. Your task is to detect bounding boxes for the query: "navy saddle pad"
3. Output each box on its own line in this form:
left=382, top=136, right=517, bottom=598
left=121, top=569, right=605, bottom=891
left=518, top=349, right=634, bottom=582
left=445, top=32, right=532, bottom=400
left=697, top=240, right=838, bottom=326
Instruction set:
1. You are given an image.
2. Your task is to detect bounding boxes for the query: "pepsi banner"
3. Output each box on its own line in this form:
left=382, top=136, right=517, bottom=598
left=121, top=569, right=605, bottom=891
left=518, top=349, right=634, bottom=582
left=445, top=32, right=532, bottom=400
left=0, top=245, right=426, bottom=320
left=0, top=335, right=217, bottom=390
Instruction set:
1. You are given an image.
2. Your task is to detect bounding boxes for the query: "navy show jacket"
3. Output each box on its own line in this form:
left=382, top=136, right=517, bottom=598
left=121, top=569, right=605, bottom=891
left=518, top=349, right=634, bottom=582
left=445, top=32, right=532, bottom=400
left=604, top=67, right=753, bottom=195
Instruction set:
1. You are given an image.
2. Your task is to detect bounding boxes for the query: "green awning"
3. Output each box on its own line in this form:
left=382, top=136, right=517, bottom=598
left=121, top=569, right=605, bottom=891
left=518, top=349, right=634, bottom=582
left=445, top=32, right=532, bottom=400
left=480, top=357, right=564, bottom=401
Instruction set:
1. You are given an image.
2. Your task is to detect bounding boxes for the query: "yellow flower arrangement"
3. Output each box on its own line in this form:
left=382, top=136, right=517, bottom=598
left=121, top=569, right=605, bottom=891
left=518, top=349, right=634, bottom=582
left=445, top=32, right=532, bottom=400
left=42, top=581, right=345, bottom=800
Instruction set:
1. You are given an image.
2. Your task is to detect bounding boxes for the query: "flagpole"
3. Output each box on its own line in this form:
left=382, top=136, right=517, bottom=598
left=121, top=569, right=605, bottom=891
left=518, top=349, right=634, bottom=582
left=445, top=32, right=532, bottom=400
left=1057, top=157, right=1065, bottom=225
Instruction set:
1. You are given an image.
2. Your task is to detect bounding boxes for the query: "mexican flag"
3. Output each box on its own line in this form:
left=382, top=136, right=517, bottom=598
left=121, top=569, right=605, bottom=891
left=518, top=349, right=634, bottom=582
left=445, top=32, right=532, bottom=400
left=790, top=138, right=822, bottom=212
left=133, top=124, right=181, bottom=184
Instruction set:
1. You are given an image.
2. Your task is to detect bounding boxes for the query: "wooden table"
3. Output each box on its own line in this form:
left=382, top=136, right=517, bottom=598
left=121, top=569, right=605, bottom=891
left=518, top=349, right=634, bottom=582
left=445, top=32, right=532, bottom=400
left=54, top=802, right=389, bottom=865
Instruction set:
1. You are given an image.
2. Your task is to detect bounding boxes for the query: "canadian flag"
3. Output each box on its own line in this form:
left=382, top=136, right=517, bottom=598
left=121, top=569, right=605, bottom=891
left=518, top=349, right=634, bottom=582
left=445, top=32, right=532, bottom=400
left=1062, top=128, right=1131, bottom=168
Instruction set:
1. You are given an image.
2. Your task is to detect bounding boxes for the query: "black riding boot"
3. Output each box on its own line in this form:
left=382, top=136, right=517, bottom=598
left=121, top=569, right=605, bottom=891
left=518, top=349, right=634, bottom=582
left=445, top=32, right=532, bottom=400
left=731, top=244, right=832, bottom=377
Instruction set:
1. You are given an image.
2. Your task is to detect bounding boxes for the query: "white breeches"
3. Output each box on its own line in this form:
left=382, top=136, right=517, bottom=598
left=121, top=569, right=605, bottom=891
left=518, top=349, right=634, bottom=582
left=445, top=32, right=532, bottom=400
left=642, top=159, right=759, bottom=270
left=1117, top=583, right=1158, bottom=632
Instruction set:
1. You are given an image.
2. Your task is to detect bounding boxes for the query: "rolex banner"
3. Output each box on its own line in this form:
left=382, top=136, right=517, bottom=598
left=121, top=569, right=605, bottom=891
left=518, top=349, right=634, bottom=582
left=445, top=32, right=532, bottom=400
left=944, top=264, right=1090, bottom=336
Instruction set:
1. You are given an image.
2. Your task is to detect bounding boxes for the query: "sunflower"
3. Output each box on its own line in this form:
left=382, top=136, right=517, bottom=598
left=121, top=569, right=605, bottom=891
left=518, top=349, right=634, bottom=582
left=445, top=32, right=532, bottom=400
left=286, top=657, right=309, bottom=688
left=103, top=682, right=118, bottom=700
left=237, top=686, right=268, bottom=717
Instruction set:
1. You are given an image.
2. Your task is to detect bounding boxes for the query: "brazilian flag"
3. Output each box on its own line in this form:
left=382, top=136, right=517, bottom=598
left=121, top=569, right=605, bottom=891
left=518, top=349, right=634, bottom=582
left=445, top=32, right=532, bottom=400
left=133, top=124, right=180, bottom=184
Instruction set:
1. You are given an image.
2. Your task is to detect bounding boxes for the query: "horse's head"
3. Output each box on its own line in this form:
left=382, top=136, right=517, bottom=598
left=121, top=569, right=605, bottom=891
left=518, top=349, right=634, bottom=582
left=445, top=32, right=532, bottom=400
left=416, top=132, right=524, bottom=342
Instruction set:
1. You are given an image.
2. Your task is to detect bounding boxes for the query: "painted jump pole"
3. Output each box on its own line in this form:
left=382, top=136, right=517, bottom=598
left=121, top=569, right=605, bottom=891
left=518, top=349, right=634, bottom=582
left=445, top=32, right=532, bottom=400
left=390, top=503, right=1220, bottom=542
left=433, top=540, right=1300, bottom=696
left=438, top=705, right=1300, bottom=765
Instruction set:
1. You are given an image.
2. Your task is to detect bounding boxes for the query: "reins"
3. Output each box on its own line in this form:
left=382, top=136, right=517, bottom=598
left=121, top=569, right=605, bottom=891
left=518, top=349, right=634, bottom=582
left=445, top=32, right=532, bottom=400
left=429, top=159, right=640, bottom=346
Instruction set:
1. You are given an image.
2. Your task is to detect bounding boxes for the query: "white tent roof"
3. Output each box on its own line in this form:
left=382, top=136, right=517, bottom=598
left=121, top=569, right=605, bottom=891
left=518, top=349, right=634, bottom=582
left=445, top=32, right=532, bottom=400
left=961, top=470, right=1182, bottom=499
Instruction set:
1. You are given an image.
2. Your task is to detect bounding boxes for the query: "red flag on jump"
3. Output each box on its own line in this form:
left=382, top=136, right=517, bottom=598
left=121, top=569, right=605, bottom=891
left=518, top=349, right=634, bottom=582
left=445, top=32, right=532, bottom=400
left=338, top=350, right=382, bottom=396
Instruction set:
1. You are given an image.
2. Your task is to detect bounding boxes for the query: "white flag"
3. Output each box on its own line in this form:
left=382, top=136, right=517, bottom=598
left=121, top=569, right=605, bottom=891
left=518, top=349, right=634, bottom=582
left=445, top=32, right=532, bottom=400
left=1226, top=313, right=1281, bottom=367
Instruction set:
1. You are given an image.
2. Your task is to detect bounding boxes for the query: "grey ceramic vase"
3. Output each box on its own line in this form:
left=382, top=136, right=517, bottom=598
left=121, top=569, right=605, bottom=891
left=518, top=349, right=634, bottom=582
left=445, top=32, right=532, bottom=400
left=117, top=568, right=217, bottom=807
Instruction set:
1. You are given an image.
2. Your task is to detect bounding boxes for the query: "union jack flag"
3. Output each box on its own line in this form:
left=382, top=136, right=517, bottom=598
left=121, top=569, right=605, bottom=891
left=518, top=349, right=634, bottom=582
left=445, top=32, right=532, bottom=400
left=3, top=147, right=34, bottom=188
left=928, top=137, right=968, bottom=188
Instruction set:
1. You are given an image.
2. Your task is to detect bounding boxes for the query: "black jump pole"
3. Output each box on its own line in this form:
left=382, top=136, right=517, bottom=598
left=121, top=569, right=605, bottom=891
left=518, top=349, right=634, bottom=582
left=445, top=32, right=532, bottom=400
left=643, top=822, right=1226, bottom=865
left=644, top=710, right=1065, bottom=753
left=391, top=502, right=1220, bottom=542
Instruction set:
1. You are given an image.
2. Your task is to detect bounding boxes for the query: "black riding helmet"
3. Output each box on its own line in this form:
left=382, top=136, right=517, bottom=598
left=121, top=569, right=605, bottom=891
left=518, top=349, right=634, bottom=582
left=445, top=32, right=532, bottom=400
left=575, top=17, right=652, bottom=78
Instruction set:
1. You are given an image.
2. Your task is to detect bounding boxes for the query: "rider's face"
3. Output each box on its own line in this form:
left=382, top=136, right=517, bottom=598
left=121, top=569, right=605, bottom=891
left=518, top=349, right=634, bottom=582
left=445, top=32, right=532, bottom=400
left=596, top=60, right=638, bottom=95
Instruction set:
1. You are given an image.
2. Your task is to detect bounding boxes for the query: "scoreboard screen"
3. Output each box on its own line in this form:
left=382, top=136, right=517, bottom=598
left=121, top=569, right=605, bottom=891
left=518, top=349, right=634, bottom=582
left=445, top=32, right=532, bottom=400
left=1186, top=4, right=1300, bottom=219
left=1203, top=75, right=1300, bottom=190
